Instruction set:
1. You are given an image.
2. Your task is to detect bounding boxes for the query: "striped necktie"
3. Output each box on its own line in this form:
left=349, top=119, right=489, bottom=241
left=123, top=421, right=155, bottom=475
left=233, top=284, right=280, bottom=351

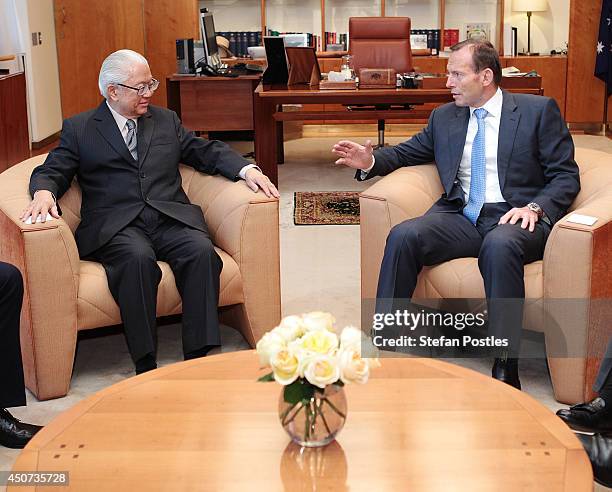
left=463, top=108, right=488, bottom=225
left=125, top=119, right=137, bottom=160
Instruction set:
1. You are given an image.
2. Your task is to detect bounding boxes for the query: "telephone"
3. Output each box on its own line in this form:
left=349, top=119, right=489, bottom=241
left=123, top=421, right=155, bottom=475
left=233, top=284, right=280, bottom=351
left=196, top=63, right=219, bottom=77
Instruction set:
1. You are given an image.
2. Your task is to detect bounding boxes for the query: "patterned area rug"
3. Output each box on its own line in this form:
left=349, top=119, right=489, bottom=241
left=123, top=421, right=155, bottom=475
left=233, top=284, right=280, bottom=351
left=294, top=191, right=360, bottom=225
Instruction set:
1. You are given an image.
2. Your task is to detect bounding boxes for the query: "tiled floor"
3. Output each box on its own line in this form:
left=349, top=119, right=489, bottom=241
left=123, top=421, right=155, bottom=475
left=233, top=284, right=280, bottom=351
left=2, top=129, right=611, bottom=490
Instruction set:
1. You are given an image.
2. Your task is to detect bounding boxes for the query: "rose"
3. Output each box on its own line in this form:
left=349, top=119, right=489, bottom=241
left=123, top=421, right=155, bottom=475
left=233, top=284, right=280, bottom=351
left=302, top=311, right=336, bottom=332
left=294, top=329, right=339, bottom=356
left=255, top=331, right=286, bottom=367
left=303, top=354, right=340, bottom=388
left=339, top=326, right=363, bottom=351
left=270, top=348, right=300, bottom=385
left=339, top=348, right=370, bottom=384
left=273, top=315, right=305, bottom=342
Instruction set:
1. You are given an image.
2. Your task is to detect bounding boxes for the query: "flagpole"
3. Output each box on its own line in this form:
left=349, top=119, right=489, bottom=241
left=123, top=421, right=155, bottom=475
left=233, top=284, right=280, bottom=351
left=603, top=80, right=612, bottom=138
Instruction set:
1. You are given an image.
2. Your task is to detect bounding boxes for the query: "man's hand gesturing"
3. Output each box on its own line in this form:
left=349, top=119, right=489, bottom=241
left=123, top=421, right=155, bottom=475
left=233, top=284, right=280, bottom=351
left=332, top=139, right=374, bottom=170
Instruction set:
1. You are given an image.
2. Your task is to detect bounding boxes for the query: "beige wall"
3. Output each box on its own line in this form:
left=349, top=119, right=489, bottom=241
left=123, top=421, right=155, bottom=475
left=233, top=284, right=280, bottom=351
left=505, top=0, right=570, bottom=55
left=15, top=0, right=62, bottom=143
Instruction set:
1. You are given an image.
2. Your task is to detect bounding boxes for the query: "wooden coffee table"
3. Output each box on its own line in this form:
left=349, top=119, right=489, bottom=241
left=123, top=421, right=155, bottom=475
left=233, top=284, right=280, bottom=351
left=12, top=351, right=591, bottom=491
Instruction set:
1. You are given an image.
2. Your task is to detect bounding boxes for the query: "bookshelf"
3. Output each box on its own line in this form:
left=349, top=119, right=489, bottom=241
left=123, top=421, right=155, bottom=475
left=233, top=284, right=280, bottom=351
left=199, top=0, right=506, bottom=54
left=197, top=0, right=567, bottom=118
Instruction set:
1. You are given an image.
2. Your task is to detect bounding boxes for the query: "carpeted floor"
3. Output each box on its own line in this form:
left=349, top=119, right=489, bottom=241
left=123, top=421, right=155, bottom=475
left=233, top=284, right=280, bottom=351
left=294, top=191, right=360, bottom=225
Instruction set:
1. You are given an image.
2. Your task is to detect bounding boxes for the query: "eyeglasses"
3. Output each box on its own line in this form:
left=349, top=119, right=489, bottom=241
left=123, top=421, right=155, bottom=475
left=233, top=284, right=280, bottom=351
left=117, top=78, right=159, bottom=96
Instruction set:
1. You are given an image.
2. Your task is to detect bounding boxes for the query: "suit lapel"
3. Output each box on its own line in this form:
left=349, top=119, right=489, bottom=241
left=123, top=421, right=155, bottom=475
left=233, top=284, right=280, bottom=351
left=497, top=90, right=520, bottom=190
left=448, top=105, right=470, bottom=187
left=137, top=111, right=155, bottom=167
left=93, top=102, right=137, bottom=165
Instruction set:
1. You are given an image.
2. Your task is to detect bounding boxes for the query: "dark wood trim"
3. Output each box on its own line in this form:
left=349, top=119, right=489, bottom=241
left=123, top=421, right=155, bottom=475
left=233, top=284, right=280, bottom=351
left=32, top=131, right=61, bottom=150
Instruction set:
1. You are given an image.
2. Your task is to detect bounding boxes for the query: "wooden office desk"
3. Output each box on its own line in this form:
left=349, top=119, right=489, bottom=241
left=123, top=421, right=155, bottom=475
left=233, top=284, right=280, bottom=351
left=166, top=74, right=261, bottom=133
left=254, top=85, right=544, bottom=185
left=12, top=351, right=591, bottom=490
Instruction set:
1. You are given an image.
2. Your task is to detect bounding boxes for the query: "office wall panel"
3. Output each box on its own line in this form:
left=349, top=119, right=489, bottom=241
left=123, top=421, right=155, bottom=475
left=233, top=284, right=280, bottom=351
left=566, top=0, right=606, bottom=123
left=144, top=0, right=200, bottom=108
left=54, top=0, right=146, bottom=118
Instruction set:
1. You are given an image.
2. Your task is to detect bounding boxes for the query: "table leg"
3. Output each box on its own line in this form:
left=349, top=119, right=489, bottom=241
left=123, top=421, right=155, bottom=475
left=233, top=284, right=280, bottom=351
left=276, top=107, right=284, bottom=165
left=254, top=93, right=278, bottom=186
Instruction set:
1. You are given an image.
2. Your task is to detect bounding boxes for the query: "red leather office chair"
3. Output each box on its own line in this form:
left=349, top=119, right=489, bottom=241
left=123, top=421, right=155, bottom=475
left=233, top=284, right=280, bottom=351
left=349, top=17, right=413, bottom=147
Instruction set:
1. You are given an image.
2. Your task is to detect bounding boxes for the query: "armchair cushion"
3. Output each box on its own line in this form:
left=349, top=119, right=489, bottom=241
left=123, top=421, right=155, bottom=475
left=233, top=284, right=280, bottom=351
left=76, top=249, right=243, bottom=330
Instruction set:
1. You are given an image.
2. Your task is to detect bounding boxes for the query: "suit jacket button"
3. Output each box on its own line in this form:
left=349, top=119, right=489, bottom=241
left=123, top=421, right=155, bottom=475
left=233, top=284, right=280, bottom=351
left=140, top=172, right=146, bottom=179
left=145, top=196, right=150, bottom=201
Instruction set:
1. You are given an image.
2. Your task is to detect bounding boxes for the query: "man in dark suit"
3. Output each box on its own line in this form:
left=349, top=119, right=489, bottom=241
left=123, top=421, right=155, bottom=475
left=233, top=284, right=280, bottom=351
left=0, top=262, right=42, bottom=448
left=21, top=49, right=279, bottom=374
left=332, top=39, right=580, bottom=389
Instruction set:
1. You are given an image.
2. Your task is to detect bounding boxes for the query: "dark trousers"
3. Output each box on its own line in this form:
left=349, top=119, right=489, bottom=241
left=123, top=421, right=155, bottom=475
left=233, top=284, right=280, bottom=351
left=87, top=207, right=222, bottom=363
left=0, top=262, right=26, bottom=408
left=595, top=340, right=612, bottom=393
left=377, top=203, right=551, bottom=355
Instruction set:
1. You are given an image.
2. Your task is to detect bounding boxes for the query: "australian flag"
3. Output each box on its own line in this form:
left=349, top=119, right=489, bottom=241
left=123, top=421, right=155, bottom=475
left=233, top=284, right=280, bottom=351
left=595, top=0, right=612, bottom=94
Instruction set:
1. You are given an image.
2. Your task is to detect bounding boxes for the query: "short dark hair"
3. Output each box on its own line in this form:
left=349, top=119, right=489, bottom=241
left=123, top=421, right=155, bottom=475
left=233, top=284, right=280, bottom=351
left=450, top=39, right=502, bottom=86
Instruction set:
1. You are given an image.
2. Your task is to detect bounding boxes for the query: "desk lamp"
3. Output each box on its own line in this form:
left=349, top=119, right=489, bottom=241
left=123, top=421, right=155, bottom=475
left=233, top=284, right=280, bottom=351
left=513, top=0, right=547, bottom=56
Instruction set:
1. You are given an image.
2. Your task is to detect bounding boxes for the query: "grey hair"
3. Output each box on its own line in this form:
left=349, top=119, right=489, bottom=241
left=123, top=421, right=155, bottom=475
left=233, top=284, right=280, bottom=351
left=98, top=49, right=149, bottom=99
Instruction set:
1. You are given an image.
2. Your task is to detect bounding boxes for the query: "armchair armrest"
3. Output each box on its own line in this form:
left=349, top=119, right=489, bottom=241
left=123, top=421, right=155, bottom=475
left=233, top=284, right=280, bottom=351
left=181, top=166, right=281, bottom=343
left=0, top=157, right=80, bottom=399
left=542, top=192, right=612, bottom=403
left=360, top=164, right=441, bottom=299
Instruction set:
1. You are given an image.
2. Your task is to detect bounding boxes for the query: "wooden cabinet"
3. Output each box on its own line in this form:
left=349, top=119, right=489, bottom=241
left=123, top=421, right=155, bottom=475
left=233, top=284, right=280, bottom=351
left=503, top=56, right=567, bottom=117
left=0, top=73, right=29, bottom=172
left=167, top=75, right=261, bottom=132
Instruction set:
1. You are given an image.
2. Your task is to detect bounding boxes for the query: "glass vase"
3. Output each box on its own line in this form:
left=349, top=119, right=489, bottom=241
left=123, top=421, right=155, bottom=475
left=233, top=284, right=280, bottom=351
left=278, top=383, right=347, bottom=448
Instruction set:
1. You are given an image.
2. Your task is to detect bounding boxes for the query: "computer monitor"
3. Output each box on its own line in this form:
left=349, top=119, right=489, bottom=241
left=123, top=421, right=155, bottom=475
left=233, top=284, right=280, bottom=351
left=199, top=10, right=220, bottom=69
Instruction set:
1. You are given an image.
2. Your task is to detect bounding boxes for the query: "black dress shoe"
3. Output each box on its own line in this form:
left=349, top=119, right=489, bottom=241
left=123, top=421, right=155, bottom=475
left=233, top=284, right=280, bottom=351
left=492, top=358, right=521, bottom=390
left=0, top=409, right=42, bottom=449
left=556, top=397, right=612, bottom=434
left=577, top=433, right=612, bottom=488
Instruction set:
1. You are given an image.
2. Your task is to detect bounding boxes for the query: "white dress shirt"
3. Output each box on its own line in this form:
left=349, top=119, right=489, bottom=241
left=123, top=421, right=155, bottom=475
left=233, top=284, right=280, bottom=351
left=362, top=88, right=507, bottom=206
left=107, top=101, right=136, bottom=142
left=106, top=101, right=256, bottom=179
left=457, top=87, right=505, bottom=203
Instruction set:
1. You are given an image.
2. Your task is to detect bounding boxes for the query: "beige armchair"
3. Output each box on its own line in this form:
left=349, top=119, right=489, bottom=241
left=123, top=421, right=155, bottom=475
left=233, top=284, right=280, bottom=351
left=0, top=154, right=281, bottom=400
left=360, top=147, right=612, bottom=404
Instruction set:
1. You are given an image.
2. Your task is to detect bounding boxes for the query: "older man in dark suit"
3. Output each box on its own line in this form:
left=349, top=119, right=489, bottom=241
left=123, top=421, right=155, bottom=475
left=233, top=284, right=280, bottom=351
left=21, top=49, right=279, bottom=375
left=332, top=39, right=580, bottom=389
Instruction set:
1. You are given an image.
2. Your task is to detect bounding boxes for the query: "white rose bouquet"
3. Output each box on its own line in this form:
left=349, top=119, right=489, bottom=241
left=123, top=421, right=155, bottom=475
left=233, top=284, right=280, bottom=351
left=256, top=312, right=380, bottom=445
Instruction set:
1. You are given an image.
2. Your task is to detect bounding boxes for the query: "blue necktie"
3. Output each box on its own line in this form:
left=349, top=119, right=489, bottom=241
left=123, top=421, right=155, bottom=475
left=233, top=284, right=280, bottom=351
left=463, top=108, right=488, bottom=225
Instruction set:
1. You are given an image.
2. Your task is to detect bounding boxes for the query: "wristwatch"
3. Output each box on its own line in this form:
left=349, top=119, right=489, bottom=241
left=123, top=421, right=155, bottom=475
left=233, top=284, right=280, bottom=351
left=527, top=202, right=544, bottom=219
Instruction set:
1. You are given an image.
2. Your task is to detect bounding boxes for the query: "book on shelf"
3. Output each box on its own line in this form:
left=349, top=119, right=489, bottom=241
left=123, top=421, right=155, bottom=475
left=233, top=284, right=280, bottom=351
left=410, top=29, right=441, bottom=54
left=216, top=31, right=262, bottom=58
left=267, top=29, right=321, bottom=51
left=443, top=29, right=459, bottom=50
left=324, top=32, right=348, bottom=51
